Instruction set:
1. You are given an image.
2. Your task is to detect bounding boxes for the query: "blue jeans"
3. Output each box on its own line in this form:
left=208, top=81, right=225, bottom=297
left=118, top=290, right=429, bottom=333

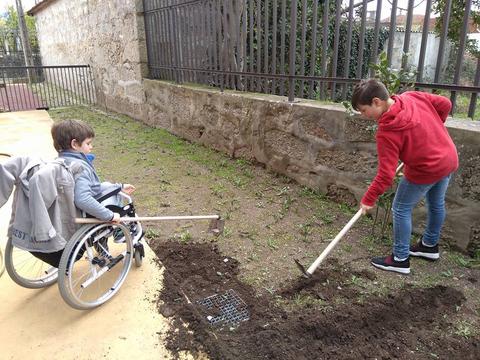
left=391, top=174, right=452, bottom=260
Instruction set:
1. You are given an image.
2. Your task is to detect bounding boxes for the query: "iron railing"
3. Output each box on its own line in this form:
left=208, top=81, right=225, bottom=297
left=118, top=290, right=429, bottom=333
left=143, top=0, right=480, bottom=119
left=0, top=65, right=96, bottom=112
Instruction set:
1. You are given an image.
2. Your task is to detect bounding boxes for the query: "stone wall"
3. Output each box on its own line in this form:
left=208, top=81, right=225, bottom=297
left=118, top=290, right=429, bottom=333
left=29, top=0, right=148, bottom=120
left=143, top=80, right=480, bottom=253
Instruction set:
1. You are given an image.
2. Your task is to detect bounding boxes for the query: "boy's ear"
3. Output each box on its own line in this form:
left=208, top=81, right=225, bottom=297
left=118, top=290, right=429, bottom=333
left=371, top=97, right=383, bottom=106
left=70, top=138, right=79, bottom=150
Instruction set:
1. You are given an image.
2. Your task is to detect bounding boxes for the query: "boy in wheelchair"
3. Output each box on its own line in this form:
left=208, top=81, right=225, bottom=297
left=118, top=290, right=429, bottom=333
left=0, top=120, right=145, bottom=308
left=32, top=119, right=144, bottom=267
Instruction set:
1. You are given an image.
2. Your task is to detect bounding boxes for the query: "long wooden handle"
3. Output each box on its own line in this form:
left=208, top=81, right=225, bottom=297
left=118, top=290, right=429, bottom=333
left=306, top=209, right=362, bottom=275
left=75, top=215, right=220, bottom=224
left=305, top=162, right=404, bottom=276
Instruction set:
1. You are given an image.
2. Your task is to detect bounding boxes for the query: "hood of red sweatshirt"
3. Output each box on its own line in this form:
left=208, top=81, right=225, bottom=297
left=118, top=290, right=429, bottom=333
left=378, top=93, right=419, bottom=131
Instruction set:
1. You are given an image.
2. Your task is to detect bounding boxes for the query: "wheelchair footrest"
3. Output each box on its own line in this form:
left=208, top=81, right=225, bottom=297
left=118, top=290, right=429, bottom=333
left=107, top=254, right=124, bottom=270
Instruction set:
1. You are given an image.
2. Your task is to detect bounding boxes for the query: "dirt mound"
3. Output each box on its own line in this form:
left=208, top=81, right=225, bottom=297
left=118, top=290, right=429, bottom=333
left=152, top=241, right=480, bottom=360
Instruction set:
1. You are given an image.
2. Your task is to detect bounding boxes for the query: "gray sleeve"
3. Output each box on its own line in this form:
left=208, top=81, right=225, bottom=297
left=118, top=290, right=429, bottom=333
left=0, top=156, right=30, bottom=207
left=74, top=170, right=114, bottom=221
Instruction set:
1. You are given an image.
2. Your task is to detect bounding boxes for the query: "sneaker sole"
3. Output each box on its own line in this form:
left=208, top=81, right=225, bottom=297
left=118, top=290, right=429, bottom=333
left=371, top=262, right=410, bottom=274
left=113, top=231, right=143, bottom=244
left=409, top=251, right=439, bottom=260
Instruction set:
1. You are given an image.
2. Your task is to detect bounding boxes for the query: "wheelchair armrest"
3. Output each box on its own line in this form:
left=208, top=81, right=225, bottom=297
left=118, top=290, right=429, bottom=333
left=96, top=187, right=122, bottom=203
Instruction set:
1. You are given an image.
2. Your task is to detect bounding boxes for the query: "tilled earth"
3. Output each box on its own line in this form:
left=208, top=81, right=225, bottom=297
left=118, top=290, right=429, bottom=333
left=150, top=240, right=480, bottom=360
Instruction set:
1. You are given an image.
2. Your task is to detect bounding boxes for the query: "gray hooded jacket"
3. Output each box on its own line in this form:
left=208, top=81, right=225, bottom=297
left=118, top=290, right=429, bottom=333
left=0, top=156, right=83, bottom=253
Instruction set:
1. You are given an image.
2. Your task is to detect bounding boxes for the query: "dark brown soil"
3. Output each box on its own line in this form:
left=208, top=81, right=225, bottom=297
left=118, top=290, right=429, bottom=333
left=151, top=240, right=480, bottom=360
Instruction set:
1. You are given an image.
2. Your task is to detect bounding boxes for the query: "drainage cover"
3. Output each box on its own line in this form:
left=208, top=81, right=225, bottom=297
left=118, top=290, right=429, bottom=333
left=196, top=289, right=249, bottom=327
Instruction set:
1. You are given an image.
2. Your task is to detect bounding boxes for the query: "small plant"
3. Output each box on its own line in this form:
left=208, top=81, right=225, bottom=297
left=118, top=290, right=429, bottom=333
left=317, top=211, right=335, bottom=225
left=267, top=237, right=279, bottom=250
left=292, top=293, right=327, bottom=308
left=145, top=228, right=161, bottom=238
left=247, top=253, right=259, bottom=262
left=298, top=222, right=313, bottom=237
left=342, top=244, right=353, bottom=253
left=448, top=252, right=472, bottom=268
left=441, top=269, right=454, bottom=278
left=349, top=275, right=362, bottom=286
left=276, top=186, right=290, bottom=196
left=299, top=186, right=317, bottom=198
left=454, top=321, right=475, bottom=338
left=222, top=226, right=233, bottom=238
left=342, top=101, right=355, bottom=116
left=281, top=196, right=293, bottom=213
left=210, top=183, right=226, bottom=198
left=232, top=177, right=244, bottom=188
left=179, top=230, right=192, bottom=243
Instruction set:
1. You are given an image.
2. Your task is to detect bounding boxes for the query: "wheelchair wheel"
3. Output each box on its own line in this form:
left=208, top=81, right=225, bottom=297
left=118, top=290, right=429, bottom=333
left=58, top=223, right=133, bottom=310
left=134, top=247, right=143, bottom=267
left=0, top=248, right=4, bottom=277
left=4, top=238, right=58, bottom=288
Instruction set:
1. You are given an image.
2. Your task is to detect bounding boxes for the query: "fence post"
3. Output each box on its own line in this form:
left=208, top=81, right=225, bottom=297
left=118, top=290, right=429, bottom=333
left=468, top=58, right=480, bottom=119
left=1, top=70, right=11, bottom=112
left=288, top=0, right=297, bottom=102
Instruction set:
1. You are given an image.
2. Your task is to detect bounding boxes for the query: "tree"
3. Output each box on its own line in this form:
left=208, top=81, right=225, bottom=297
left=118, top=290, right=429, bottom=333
left=433, top=0, right=480, bottom=55
left=0, top=5, right=38, bottom=52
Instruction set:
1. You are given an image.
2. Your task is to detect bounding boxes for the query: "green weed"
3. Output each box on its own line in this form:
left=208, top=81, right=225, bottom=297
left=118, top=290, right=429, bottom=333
left=267, top=237, right=279, bottom=250
left=179, top=230, right=192, bottom=243
left=447, top=253, right=472, bottom=268
left=222, top=227, right=233, bottom=238
left=454, top=321, right=475, bottom=338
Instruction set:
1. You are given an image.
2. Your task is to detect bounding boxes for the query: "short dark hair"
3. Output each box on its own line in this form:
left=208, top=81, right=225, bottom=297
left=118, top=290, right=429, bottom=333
left=351, top=79, right=390, bottom=110
left=51, top=119, right=95, bottom=152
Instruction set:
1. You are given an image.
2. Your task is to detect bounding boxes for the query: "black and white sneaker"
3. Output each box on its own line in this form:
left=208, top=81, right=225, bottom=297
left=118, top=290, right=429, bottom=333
left=113, top=227, right=126, bottom=243
left=409, top=241, right=439, bottom=260
left=371, top=254, right=410, bottom=274
left=113, top=223, right=141, bottom=243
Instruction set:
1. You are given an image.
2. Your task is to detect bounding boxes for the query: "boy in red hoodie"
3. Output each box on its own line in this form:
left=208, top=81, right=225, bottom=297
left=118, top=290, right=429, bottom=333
left=351, top=79, right=458, bottom=274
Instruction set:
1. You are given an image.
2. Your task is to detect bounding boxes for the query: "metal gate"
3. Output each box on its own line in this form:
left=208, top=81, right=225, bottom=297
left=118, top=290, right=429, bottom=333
left=0, top=65, right=96, bottom=112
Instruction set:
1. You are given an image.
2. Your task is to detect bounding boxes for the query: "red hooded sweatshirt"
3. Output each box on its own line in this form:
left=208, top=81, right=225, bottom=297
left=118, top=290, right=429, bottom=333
left=361, top=91, right=458, bottom=207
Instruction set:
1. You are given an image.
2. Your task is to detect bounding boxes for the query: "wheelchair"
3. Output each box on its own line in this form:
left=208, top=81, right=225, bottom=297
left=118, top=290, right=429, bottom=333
left=4, top=192, right=145, bottom=310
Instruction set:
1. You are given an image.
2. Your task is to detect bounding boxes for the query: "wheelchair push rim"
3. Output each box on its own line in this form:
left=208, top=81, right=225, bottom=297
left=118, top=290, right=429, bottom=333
left=58, top=223, right=133, bottom=310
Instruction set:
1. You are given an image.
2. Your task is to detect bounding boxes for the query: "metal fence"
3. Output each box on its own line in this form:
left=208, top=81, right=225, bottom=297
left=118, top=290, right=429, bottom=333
left=143, top=0, right=480, bottom=119
left=0, top=29, right=41, bottom=66
left=0, top=65, right=96, bottom=112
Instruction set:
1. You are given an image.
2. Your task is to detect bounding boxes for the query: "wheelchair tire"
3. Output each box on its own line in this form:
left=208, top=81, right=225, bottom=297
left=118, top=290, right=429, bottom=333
left=0, top=248, right=4, bottom=277
left=4, top=238, right=58, bottom=288
left=134, top=248, right=143, bottom=267
left=58, top=223, right=133, bottom=310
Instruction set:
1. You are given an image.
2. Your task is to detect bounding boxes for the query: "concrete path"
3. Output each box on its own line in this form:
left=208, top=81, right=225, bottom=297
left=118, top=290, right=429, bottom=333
left=0, top=111, right=174, bottom=360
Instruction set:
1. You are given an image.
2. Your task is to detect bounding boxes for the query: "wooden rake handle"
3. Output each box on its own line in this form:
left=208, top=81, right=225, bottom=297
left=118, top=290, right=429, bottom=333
left=75, top=215, right=221, bottom=224
left=305, top=162, right=404, bottom=276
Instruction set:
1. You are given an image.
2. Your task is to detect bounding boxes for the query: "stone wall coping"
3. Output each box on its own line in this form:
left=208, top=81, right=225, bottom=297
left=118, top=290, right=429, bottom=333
left=144, top=79, right=480, bottom=130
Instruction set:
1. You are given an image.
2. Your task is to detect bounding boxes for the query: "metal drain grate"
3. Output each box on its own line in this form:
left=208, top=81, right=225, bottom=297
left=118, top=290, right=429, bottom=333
left=196, top=289, right=249, bottom=327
